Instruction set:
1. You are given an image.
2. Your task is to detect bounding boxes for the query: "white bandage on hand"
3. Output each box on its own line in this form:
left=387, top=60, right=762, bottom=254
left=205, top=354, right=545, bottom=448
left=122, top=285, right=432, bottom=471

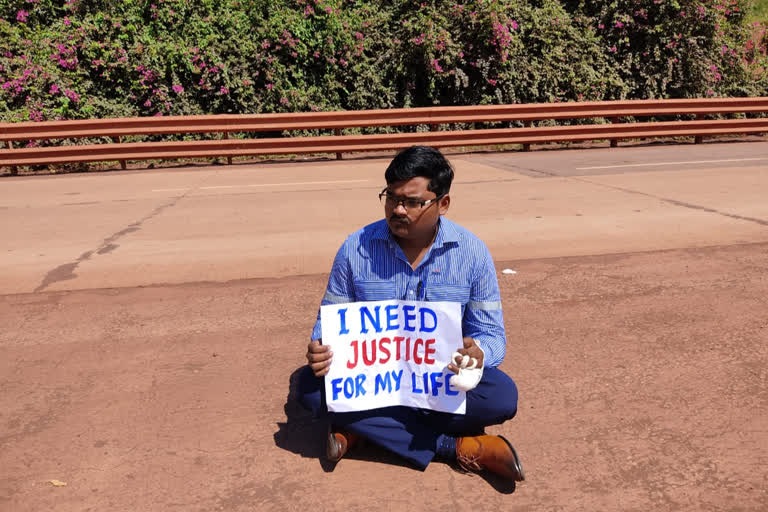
left=450, top=351, right=484, bottom=392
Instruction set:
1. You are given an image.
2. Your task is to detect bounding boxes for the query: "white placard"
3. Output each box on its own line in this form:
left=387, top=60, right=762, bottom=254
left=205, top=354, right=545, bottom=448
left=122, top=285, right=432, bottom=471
left=320, top=300, right=466, bottom=414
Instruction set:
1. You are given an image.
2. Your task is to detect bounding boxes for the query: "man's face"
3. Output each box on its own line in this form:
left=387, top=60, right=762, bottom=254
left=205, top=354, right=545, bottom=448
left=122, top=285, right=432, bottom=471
left=383, top=177, right=450, bottom=242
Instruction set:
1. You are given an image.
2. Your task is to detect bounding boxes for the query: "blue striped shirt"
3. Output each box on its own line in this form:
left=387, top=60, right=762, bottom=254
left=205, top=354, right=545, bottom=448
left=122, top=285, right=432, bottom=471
left=311, top=217, right=507, bottom=367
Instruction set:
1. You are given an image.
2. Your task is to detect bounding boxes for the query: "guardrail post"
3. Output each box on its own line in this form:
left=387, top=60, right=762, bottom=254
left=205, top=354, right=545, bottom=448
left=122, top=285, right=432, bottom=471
left=5, top=141, right=18, bottom=176
left=111, top=137, right=127, bottom=169
left=223, top=132, right=233, bottom=165
left=694, top=114, right=703, bottom=144
left=523, top=121, right=532, bottom=152
left=610, top=118, right=619, bottom=147
left=334, top=129, right=342, bottom=160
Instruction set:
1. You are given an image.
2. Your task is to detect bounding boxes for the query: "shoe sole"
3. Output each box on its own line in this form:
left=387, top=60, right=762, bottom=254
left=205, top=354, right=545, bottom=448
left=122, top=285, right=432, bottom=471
left=498, top=435, right=525, bottom=481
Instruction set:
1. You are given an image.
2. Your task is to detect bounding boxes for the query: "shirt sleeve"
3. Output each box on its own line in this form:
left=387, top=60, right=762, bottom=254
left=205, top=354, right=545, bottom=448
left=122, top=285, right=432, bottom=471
left=311, top=239, right=356, bottom=340
left=462, top=243, right=506, bottom=367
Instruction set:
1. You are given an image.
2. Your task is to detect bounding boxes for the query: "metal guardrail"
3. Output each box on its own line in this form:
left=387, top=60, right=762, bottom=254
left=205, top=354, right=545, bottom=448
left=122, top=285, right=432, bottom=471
left=2, top=98, right=767, bottom=174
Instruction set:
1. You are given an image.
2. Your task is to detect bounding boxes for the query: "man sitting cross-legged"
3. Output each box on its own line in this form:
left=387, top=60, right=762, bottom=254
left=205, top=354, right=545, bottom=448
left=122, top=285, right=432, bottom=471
left=298, top=145, right=524, bottom=481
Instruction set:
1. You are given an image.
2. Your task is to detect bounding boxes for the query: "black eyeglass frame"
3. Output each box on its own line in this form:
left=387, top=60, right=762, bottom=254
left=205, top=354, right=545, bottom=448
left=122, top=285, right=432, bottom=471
left=378, top=188, right=446, bottom=210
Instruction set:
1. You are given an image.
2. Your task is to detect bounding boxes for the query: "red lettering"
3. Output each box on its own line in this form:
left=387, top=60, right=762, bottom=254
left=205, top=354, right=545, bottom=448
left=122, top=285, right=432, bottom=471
left=362, top=339, right=377, bottom=366
left=347, top=340, right=359, bottom=369
left=413, top=338, right=424, bottom=364
left=379, top=337, right=391, bottom=363
left=424, top=338, right=436, bottom=364
left=394, top=336, right=404, bottom=361
left=405, top=337, right=411, bottom=361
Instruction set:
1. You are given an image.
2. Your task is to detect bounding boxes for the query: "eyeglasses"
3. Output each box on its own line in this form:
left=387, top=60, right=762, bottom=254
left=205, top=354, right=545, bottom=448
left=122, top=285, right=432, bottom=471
left=379, top=188, right=444, bottom=210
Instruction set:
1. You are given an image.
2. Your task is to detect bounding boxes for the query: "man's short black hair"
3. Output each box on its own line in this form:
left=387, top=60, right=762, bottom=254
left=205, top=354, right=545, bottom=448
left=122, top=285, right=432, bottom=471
left=384, top=146, right=454, bottom=197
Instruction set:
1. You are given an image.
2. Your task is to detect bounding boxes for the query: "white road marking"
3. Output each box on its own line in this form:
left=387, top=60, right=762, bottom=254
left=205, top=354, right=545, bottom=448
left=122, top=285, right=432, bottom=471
left=153, top=179, right=369, bottom=192
left=576, top=158, right=768, bottom=170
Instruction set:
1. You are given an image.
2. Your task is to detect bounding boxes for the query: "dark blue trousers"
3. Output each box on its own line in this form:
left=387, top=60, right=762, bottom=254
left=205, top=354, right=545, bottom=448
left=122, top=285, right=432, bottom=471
left=297, top=365, right=518, bottom=469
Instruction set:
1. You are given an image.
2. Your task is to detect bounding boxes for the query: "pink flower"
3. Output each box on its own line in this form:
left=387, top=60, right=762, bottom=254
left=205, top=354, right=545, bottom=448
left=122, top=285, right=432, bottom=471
left=615, top=21, right=624, bottom=28
left=280, top=97, right=289, bottom=105
left=266, top=83, right=274, bottom=90
left=430, top=59, right=444, bottom=73
left=17, top=10, right=29, bottom=22
left=144, top=100, right=152, bottom=107
left=172, top=85, right=184, bottom=94
left=511, top=20, right=519, bottom=30
left=488, top=78, right=497, bottom=86
left=63, top=17, right=71, bottom=26
left=64, top=89, right=80, bottom=103
left=219, top=86, right=229, bottom=95
left=49, top=84, right=60, bottom=94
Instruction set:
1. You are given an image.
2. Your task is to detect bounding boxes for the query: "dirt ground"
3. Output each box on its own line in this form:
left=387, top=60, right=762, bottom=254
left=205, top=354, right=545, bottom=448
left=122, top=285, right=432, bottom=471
left=1, top=241, right=767, bottom=511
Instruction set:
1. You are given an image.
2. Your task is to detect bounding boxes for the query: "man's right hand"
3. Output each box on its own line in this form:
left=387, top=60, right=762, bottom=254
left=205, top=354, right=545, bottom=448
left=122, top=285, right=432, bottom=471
left=307, top=339, right=333, bottom=377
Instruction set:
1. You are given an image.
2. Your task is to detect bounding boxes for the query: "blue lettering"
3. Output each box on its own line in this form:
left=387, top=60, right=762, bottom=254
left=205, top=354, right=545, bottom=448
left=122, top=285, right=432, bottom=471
left=374, top=372, right=392, bottom=395
left=385, top=304, right=399, bottom=331
left=391, top=369, right=403, bottom=391
left=419, top=307, right=437, bottom=333
left=429, top=372, right=443, bottom=396
left=331, top=378, right=344, bottom=401
left=337, top=308, right=350, bottom=335
left=445, top=373, right=459, bottom=396
left=354, top=374, right=367, bottom=397
left=411, top=372, right=424, bottom=394
left=403, top=305, right=417, bottom=332
left=343, top=377, right=355, bottom=399
left=360, top=306, right=382, bottom=334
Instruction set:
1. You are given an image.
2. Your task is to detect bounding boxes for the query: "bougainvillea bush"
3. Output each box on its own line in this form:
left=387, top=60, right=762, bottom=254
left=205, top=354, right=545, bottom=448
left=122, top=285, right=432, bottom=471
left=0, top=0, right=765, bottom=123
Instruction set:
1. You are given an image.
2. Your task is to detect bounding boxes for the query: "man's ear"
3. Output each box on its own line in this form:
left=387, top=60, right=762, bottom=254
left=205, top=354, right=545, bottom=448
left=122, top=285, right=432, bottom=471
left=438, top=194, right=450, bottom=215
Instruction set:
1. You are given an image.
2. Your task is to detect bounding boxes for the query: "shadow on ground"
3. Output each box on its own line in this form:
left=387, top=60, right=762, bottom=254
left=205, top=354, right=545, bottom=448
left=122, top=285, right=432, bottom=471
left=272, top=367, right=518, bottom=492
left=274, top=367, right=416, bottom=473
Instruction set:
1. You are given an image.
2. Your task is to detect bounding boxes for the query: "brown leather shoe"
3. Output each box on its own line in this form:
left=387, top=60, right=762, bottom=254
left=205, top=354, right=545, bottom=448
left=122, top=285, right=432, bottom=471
left=456, top=435, right=525, bottom=481
left=326, top=428, right=359, bottom=462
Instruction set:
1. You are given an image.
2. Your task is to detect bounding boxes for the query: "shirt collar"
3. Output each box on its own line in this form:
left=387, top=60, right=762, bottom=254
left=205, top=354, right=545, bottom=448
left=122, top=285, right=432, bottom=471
left=433, top=217, right=460, bottom=248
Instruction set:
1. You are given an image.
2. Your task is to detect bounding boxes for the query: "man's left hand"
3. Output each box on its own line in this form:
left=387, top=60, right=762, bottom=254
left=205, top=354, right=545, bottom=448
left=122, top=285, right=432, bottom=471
left=448, top=337, right=484, bottom=374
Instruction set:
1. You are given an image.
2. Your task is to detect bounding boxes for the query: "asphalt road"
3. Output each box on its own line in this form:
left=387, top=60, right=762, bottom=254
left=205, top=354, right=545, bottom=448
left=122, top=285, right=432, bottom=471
left=1, top=139, right=767, bottom=511
left=2, top=140, right=768, bottom=295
